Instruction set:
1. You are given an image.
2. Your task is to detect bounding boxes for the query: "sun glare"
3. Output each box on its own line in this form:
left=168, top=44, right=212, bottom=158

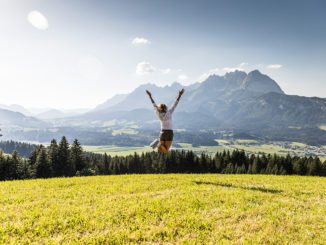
left=27, top=10, right=49, bottom=30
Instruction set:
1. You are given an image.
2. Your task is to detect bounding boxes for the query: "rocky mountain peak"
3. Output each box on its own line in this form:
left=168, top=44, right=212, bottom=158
left=241, top=70, right=284, bottom=94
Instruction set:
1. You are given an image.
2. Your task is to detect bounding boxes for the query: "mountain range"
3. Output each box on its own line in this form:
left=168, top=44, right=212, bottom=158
left=52, top=70, right=326, bottom=129
left=1, top=70, right=326, bottom=144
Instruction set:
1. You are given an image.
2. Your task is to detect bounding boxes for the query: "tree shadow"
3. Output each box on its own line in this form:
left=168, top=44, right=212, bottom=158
left=194, top=181, right=283, bottom=194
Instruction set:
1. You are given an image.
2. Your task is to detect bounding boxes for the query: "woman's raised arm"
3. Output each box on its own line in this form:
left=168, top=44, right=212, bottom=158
left=146, top=90, right=156, bottom=104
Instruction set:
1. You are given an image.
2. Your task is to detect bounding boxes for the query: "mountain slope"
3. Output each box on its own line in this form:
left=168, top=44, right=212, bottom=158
left=0, top=104, right=32, bottom=116
left=2, top=70, right=326, bottom=138
left=92, top=94, right=128, bottom=111
left=241, top=70, right=284, bottom=94
left=0, top=109, right=47, bottom=128
left=68, top=70, right=326, bottom=130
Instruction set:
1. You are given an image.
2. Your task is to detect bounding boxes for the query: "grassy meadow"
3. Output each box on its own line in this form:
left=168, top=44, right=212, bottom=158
left=1, top=174, right=325, bottom=244
left=83, top=145, right=153, bottom=156
left=82, top=144, right=227, bottom=156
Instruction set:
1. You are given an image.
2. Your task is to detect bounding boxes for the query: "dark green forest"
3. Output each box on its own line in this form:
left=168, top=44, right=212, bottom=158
left=0, top=136, right=325, bottom=181
left=0, top=140, right=37, bottom=158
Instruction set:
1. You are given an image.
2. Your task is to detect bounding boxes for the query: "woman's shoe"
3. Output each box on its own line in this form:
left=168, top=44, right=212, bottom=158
left=150, top=138, right=160, bottom=149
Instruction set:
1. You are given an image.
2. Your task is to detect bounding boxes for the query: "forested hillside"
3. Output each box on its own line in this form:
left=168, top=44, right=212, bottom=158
left=1, top=136, right=325, bottom=181
left=0, top=141, right=37, bottom=157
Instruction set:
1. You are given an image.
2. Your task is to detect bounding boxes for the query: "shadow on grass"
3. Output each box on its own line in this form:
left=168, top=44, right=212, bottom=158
left=194, top=181, right=283, bottom=194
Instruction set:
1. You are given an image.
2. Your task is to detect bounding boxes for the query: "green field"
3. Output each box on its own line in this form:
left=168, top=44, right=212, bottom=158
left=291, top=142, right=308, bottom=147
left=83, top=145, right=153, bottom=156
left=229, top=144, right=304, bottom=156
left=1, top=174, right=325, bottom=244
left=176, top=143, right=226, bottom=154
left=235, top=139, right=259, bottom=144
left=83, top=144, right=227, bottom=156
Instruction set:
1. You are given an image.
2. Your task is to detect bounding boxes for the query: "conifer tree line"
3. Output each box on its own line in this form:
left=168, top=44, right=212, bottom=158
left=0, top=140, right=36, bottom=158
left=0, top=136, right=326, bottom=181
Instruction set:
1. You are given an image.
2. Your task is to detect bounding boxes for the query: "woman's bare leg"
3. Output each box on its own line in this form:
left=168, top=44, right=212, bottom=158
left=158, top=141, right=172, bottom=153
left=158, top=141, right=167, bottom=153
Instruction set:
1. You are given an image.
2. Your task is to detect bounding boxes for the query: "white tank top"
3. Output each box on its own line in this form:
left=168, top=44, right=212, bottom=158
left=153, top=99, right=179, bottom=130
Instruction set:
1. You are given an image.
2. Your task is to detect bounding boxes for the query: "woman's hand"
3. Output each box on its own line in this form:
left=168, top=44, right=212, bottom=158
left=177, top=88, right=184, bottom=101
left=146, top=90, right=155, bottom=104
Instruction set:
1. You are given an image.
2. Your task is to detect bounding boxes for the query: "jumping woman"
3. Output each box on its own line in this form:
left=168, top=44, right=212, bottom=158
left=146, top=88, right=184, bottom=153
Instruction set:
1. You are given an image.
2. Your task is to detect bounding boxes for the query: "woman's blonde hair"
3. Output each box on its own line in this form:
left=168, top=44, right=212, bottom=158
left=158, top=104, right=167, bottom=113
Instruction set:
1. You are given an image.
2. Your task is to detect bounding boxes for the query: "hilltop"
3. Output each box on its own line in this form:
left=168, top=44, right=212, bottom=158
left=1, top=174, right=325, bottom=243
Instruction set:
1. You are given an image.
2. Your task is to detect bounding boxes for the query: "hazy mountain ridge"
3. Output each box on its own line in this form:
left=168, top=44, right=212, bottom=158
left=0, top=104, right=33, bottom=116
left=1, top=70, right=326, bottom=143
left=0, top=108, right=47, bottom=128
left=92, top=94, right=128, bottom=112
left=70, top=69, right=325, bottom=130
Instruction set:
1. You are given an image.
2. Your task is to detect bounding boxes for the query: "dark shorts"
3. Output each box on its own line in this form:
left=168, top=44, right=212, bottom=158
left=159, top=130, right=174, bottom=141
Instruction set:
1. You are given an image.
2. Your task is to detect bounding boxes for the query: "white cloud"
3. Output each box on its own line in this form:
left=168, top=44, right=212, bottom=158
left=27, top=10, right=49, bottom=30
left=132, top=37, right=150, bottom=45
left=136, top=61, right=156, bottom=75
left=160, top=68, right=171, bottom=74
left=266, top=64, right=283, bottom=69
left=223, top=67, right=244, bottom=72
left=199, top=68, right=220, bottom=81
left=178, top=74, right=188, bottom=81
left=199, top=62, right=249, bottom=81
left=239, top=62, right=248, bottom=67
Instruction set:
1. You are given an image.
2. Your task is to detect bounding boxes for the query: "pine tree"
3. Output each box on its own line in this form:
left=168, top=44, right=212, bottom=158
left=29, top=146, right=41, bottom=166
left=224, top=162, right=235, bottom=174
left=17, top=159, right=32, bottom=179
left=132, top=152, right=141, bottom=173
left=307, top=158, right=322, bottom=176
left=10, top=150, right=21, bottom=179
left=321, top=161, right=326, bottom=176
left=293, top=159, right=305, bottom=175
left=58, top=136, right=73, bottom=177
left=260, top=155, right=268, bottom=173
left=90, top=154, right=101, bottom=174
left=283, top=154, right=293, bottom=174
left=35, top=146, right=52, bottom=178
left=0, top=150, right=7, bottom=180
left=252, top=157, right=260, bottom=174
left=199, top=153, right=208, bottom=173
left=101, top=153, right=110, bottom=175
left=48, top=139, right=60, bottom=176
left=70, top=139, right=86, bottom=172
left=143, top=153, right=152, bottom=173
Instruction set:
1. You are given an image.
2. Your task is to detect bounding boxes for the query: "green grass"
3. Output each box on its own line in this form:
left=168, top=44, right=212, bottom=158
left=0, top=174, right=325, bottom=244
left=176, top=143, right=226, bottom=154
left=235, top=139, right=259, bottom=144
left=291, top=142, right=307, bottom=147
left=215, top=139, right=230, bottom=144
left=83, top=145, right=153, bottom=156
left=83, top=144, right=227, bottom=156
left=230, top=144, right=304, bottom=156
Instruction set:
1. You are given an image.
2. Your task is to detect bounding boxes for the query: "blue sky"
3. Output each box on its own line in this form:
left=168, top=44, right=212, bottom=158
left=0, top=0, right=325, bottom=109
